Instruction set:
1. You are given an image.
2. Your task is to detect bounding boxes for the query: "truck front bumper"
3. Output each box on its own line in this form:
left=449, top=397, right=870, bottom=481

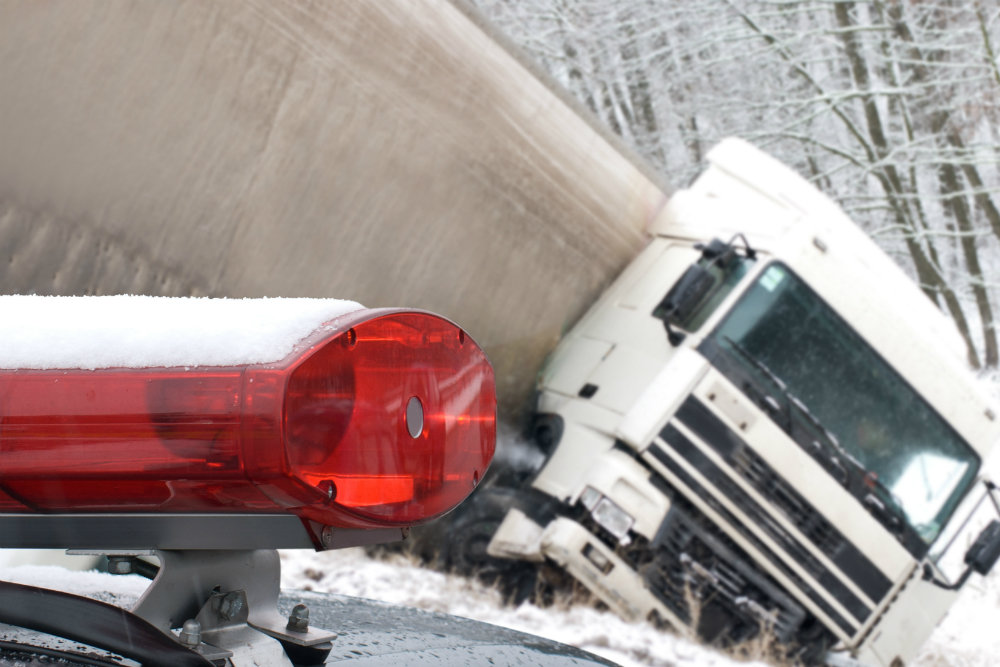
left=490, top=509, right=685, bottom=630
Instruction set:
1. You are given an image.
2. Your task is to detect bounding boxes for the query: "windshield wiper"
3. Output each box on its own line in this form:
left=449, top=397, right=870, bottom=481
left=723, top=337, right=790, bottom=425
left=723, top=337, right=787, bottom=392
left=725, top=337, right=846, bottom=474
left=786, top=393, right=907, bottom=533
left=792, top=397, right=907, bottom=533
left=721, top=337, right=907, bottom=535
left=785, top=394, right=856, bottom=480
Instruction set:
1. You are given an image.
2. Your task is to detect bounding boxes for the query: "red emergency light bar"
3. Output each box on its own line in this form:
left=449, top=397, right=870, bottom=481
left=0, top=308, right=496, bottom=532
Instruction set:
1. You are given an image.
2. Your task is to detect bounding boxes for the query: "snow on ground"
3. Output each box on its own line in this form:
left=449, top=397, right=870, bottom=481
left=914, top=571, right=1000, bottom=667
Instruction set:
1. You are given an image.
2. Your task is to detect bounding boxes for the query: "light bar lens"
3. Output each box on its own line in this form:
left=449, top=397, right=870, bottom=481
left=0, top=309, right=496, bottom=529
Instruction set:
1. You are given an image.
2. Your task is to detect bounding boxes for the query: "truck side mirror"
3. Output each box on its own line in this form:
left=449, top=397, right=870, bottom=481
left=965, top=519, right=1000, bottom=575
left=923, top=519, right=1000, bottom=591
left=652, top=235, right=757, bottom=347
left=653, top=264, right=715, bottom=346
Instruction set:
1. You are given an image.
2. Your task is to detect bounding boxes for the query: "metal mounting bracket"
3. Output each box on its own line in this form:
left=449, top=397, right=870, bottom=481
left=100, top=549, right=336, bottom=666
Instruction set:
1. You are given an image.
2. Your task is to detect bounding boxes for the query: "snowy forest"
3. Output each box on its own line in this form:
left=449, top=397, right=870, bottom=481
left=473, top=0, right=1000, bottom=371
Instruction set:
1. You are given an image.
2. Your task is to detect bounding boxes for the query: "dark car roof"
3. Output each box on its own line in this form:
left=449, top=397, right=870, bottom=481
left=291, top=591, right=616, bottom=665
left=0, top=589, right=617, bottom=666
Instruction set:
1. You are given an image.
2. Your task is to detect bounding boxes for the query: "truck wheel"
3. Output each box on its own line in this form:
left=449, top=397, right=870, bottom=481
left=442, top=486, right=538, bottom=603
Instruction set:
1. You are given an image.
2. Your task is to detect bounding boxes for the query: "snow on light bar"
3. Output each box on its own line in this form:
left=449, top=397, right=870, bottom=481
left=0, top=296, right=496, bottom=529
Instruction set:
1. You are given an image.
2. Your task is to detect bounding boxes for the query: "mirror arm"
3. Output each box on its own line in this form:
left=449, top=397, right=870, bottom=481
left=985, top=479, right=1000, bottom=518
left=922, top=563, right=974, bottom=591
left=662, top=318, right=686, bottom=347
left=729, top=232, right=757, bottom=260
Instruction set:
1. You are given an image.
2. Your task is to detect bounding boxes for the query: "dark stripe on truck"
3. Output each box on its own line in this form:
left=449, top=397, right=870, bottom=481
left=675, top=397, right=893, bottom=603
left=649, top=427, right=859, bottom=636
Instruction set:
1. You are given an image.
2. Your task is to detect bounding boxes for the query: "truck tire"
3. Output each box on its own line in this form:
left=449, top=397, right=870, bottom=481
left=441, top=486, right=538, bottom=603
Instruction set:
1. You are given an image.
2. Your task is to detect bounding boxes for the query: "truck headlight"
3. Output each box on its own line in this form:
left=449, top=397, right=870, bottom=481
left=580, top=486, right=634, bottom=543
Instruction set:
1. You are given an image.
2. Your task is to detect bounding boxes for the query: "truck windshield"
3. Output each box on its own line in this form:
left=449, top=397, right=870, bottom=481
left=702, top=262, right=979, bottom=546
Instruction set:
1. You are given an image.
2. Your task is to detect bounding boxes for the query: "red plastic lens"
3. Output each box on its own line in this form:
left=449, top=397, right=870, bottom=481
left=0, top=309, right=496, bottom=529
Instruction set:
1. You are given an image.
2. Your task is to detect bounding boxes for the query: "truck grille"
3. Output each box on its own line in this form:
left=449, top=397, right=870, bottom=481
left=674, top=397, right=892, bottom=604
left=729, top=447, right=842, bottom=557
left=639, top=496, right=807, bottom=644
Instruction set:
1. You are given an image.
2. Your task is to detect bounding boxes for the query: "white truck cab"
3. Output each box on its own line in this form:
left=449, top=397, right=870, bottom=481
left=487, top=139, right=1000, bottom=665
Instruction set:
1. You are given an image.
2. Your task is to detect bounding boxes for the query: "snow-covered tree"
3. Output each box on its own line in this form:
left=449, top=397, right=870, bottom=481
left=474, top=0, right=1000, bottom=369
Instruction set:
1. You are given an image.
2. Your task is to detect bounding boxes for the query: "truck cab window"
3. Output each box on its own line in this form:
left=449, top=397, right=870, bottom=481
left=700, top=263, right=979, bottom=546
